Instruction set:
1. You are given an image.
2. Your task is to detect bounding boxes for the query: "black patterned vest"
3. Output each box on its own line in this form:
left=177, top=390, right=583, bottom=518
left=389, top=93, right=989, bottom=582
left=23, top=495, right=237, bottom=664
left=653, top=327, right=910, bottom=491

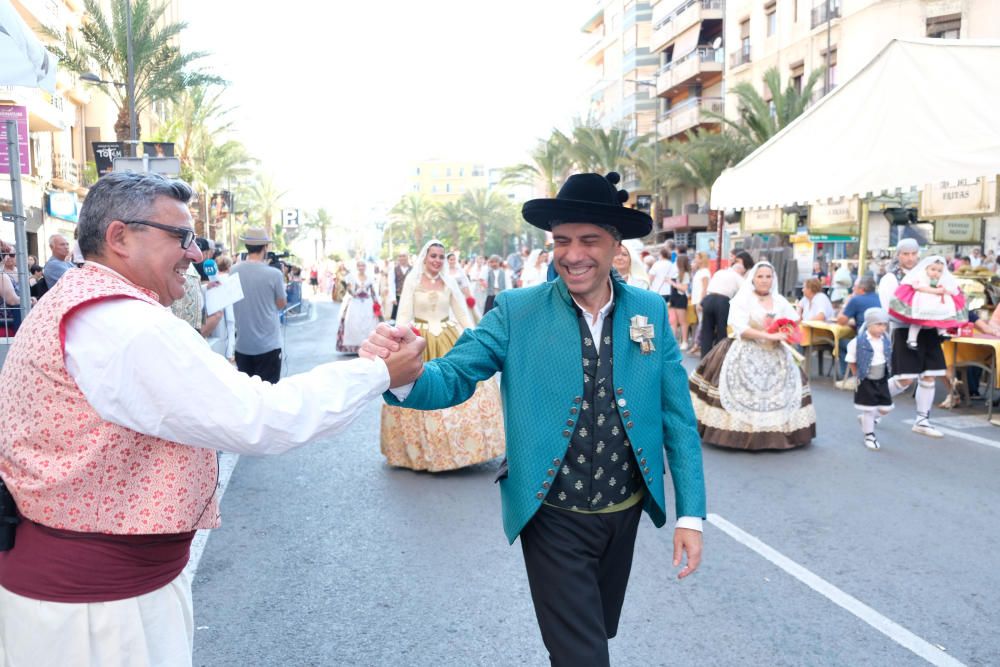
left=547, top=305, right=642, bottom=511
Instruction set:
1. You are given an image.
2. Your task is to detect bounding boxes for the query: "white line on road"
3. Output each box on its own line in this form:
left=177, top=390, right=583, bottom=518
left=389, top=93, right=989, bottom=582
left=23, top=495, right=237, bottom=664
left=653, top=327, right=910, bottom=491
left=708, top=513, right=966, bottom=667
left=184, top=452, right=240, bottom=578
left=903, top=419, right=1000, bottom=450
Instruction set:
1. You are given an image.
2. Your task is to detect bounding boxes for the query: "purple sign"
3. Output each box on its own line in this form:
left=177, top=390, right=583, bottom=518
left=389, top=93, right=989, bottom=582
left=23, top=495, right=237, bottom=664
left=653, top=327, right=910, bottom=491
left=0, top=105, right=30, bottom=176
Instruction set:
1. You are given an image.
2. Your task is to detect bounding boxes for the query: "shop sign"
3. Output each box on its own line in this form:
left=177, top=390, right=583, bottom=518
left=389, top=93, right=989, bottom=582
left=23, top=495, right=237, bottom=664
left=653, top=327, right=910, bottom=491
left=919, top=177, right=998, bottom=218
left=742, top=207, right=794, bottom=234
left=808, top=234, right=858, bottom=242
left=808, top=197, right=860, bottom=236
left=0, top=105, right=30, bottom=175
left=93, top=142, right=124, bottom=176
left=932, top=218, right=981, bottom=244
left=47, top=191, right=78, bottom=223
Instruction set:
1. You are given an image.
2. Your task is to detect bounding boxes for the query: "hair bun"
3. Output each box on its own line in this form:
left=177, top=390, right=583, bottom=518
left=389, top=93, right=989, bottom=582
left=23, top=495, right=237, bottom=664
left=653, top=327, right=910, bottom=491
left=605, top=172, right=621, bottom=185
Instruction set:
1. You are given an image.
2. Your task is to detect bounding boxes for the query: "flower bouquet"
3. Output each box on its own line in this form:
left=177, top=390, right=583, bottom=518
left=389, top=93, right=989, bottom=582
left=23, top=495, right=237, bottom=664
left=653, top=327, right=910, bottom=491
left=373, top=301, right=383, bottom=321
left=766, top=317, right=805, bottom=365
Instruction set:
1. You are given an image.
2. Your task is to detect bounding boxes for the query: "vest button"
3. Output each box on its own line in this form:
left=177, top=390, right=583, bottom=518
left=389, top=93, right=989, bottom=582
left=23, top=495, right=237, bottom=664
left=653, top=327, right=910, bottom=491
left=542, top=481, right=550, bottom=489
left=562, top=430, right=571, bottom=437
left=536, top=492, right=545, bottom=499
left=547, top=469, right=555, bottom=476
left=553, top=458, right=561, bottom=465
left=570, top=408, right=578, bottom=415
left=616, top=388, right=624, bottom=395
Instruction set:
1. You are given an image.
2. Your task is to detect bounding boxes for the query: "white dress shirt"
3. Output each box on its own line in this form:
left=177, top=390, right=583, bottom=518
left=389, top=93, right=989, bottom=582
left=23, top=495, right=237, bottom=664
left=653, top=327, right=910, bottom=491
left=64, top=279, right=390, bottom=456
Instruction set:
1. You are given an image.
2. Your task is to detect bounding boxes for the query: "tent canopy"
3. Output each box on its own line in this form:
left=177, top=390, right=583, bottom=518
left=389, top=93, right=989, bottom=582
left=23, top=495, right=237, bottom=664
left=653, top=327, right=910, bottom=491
left=0, top=2, right=57, bottom=92
left=710, top=38, right=1000, bottom=211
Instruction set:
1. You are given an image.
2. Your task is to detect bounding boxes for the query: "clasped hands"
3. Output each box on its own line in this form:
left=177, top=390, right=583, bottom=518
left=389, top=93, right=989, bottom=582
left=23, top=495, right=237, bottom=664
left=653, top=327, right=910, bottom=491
left=360, top=323, right=427, bottom=388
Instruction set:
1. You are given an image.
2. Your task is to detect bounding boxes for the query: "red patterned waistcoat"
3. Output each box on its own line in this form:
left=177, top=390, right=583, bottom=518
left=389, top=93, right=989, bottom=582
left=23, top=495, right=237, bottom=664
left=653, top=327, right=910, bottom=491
left=0, top=264, right=220, bottom=534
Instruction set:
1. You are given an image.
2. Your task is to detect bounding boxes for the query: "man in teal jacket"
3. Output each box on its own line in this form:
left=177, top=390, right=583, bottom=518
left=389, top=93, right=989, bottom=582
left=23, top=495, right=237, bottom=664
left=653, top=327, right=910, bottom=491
left=366, top=172, right=706, bottom=667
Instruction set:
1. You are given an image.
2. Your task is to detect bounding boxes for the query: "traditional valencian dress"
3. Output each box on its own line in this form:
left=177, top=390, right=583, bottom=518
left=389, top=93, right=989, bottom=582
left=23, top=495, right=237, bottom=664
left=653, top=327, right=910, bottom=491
left=380, top=242, right=505, bottom=471
left=336, top=270, right=380, bottom=354
left=889, top=255, right=968, bottom=329
left=689, top=262, right=816, bottom=450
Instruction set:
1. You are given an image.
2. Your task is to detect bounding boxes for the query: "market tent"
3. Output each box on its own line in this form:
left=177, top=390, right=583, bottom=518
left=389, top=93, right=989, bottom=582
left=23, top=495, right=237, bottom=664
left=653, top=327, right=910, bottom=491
left=0, top=1, right=57, bottom=92
left=710, top=38, right=1000, bottom=211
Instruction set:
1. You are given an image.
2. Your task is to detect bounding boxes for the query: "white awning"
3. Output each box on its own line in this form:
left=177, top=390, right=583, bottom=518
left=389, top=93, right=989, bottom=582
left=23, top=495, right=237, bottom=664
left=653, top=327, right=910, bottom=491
left=710, top=38, right=1000, bottom=210
left=0, top=2, right=58, bottom=92
left=671, top=23, right=701, bottom=61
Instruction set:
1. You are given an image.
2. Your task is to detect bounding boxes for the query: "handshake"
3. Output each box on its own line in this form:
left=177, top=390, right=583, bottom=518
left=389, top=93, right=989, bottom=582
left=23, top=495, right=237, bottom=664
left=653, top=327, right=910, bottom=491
left=360, top=323, right=427, bottom=388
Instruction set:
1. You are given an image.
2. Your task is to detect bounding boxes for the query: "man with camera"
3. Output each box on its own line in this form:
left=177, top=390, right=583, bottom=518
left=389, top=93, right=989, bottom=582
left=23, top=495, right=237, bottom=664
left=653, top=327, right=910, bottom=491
left=231, top=228, right=288, bottom=384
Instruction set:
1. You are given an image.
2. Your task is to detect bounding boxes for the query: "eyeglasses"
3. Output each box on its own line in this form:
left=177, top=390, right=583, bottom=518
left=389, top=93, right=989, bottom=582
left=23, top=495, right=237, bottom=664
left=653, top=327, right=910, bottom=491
left=123, top=220, right=196, bottom=249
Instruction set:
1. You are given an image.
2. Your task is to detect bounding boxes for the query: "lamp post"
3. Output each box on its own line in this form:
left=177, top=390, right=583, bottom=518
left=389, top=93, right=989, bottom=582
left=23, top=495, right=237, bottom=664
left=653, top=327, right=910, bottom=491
left=626, top=79, right=659, bottom=233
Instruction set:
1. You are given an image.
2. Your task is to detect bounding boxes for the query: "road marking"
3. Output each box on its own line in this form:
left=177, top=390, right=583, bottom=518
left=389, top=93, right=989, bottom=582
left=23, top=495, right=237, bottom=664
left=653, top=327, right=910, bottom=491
left=903, top=419, right=1000, bottom=450
left=184, top=452, right=240, bottom=578
left=708, top=513, right=966, bottom=667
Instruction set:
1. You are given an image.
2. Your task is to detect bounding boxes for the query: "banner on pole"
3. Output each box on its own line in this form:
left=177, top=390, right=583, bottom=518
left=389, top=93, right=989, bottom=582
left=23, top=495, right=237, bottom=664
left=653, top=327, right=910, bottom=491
left=0, top=106, right=30, bottom=175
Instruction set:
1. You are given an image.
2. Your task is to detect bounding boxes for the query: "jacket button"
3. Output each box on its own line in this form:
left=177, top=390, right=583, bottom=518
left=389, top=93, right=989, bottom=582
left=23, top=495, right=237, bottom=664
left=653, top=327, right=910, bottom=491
left=566, top=419, right=574, bottom=426
left=547, top=469, right=555, bottom=476
left=618, top=398, right=626, bottom=407
left=616, top=388, right=624, bottom=395
left=626, top=421, right=634, bottom=429
left=640, top=458, right=647, bottom=465
left=553, top=458, right=561, bottom=465
left=570, top=408, right=578, bottom=415
left=643, top=467, right=650, bottom=474
left=542, top=481, right=550, bottom=489
left=536, top=492, right=545, bottom=499
left=647, top=476, right=653, bottom=483
left=622, top=410, right=631, bottom=418
left=637, top=447, right=643, bottom=455
left=562, top=430, right=571, bottom=437
left=573, top=396, right=582, bottom=403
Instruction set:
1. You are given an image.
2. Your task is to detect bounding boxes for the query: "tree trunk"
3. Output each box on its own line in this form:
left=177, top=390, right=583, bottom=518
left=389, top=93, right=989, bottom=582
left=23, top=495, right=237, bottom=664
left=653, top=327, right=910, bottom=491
left=478, top=221, right=486, bottom=257
left=113, top=105, right=140, bottom=148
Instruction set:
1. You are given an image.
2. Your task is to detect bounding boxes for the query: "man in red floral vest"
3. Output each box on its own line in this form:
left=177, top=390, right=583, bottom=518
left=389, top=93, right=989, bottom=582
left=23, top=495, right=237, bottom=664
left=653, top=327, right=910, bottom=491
left=0, top=172, right=425, bottom=666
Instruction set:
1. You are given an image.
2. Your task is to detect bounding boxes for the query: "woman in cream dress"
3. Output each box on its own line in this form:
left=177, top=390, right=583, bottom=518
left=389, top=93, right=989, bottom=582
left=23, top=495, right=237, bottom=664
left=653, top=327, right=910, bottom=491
left=380, top=240, right=505, bottom=471
left=688, top=261, right=816, bottom=450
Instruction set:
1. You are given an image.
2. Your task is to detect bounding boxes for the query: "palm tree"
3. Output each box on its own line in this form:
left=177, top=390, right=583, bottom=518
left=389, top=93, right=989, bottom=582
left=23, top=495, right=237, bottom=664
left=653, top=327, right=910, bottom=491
left=189, top=138, right=255, bottom=238
left=390, top=193, right=435, bottom=250
left=434, top=200, right=469, bottom=253
left=501, top=130, right=573, bottom=197
left=566, top=123, right=633, bottom=173
left=709, top=66, right=825, bottom=151
left=45, top=0, right=223, bottom=143
left=660, top=131, right=748, bottom=208
left=245, top=174, right=288, bottom=240
left=461, top=188, right=515, bottom=257
left=304, top=208, right=334, bottom=257
left=147, top=85, right=234, bottom=176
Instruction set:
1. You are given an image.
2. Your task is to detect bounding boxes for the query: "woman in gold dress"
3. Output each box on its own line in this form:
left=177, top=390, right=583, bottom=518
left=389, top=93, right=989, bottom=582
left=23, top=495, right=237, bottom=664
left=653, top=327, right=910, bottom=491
left=380, top=240, right=505, bottom=471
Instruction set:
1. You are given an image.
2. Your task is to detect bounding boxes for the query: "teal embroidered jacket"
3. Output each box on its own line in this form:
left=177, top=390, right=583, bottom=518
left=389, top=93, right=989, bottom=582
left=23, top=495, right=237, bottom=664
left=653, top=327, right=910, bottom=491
left=384, top=274, right=706, bottom=544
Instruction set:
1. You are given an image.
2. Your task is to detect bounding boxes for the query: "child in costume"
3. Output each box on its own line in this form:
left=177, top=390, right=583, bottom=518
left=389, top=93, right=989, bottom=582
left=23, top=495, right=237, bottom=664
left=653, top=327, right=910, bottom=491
left=845, top=308, right=893, bottom=450
left=889, top=255, right=967, bottom=350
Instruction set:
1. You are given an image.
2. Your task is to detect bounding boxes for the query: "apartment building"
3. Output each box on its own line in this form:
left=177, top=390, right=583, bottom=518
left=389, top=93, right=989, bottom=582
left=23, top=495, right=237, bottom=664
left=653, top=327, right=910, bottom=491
left=582, top=1, right=659, bottom=139
left=724, top=0, right=1000, bottom=119
left=410, top=159, right=488, bottom=202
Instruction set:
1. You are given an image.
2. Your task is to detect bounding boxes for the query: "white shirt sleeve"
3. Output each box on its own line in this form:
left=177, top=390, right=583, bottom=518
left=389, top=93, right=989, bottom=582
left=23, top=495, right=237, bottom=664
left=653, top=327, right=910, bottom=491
left=877, top=274, right=898, bottom=311
left=845, top=337, right=858, bottom=364
left=64, top=299, right=390, bottom=456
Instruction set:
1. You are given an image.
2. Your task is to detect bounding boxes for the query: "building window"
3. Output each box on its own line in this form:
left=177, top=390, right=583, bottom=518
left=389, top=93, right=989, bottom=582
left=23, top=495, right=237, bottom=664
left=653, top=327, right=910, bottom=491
left=459, top=167, right=464, bottom=177
left=765, top=3, right=777, bottom=36
left=412, top=184, right=420, bottom=192
left=790, top=62, right=804, bottom=94
left=446, top=183, right=451, bottom=193
left=927, top=13, right=960, bottom=39
left=740, top=19, right=750, bottom=61
left=446, top=167, right=452, bottom=176
left=415, top=167, right=421, bottom=176
left=821, top=48, right=838, bottom=90
left=432, top=185, right=438, bottom=193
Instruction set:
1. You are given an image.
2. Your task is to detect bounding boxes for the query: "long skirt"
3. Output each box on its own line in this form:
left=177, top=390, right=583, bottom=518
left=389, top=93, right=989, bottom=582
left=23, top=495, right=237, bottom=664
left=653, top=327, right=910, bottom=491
left=689, top=337, right=816, bottom=450
left=380, top=321, right=505, bottom=471
left=336, top=294, right=378, bottom=354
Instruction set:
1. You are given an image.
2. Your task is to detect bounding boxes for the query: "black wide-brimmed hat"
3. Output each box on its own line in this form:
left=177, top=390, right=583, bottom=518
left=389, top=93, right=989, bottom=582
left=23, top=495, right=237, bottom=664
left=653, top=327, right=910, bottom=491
left=521, top=172, right=652, bottom=240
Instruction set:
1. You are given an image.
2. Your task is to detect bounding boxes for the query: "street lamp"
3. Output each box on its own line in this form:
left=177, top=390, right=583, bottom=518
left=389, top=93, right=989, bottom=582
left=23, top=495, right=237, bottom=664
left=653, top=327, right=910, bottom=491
left=626, top=78, right=660, bottom=233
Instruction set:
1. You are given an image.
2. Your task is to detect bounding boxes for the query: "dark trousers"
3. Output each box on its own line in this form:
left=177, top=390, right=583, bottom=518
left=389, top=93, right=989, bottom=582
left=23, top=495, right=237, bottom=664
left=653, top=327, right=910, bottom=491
left=235, top=348, right=282, bottom=384
left=484, top=294, right=498, bottom=314
left=520, top=503, right=643, bottom=667
left=699, top=293, right=731, bottom=358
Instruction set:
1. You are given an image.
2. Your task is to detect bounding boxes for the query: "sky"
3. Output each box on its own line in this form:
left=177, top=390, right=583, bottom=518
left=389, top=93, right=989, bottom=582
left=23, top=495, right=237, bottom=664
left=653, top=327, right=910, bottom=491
left=182, top=0, right=592, bottom=224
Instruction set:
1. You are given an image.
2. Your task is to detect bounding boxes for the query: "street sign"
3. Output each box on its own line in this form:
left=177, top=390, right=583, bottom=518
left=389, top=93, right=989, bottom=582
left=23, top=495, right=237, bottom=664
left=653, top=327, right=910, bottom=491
left=0, top=105, right=29, bottom=175
left=282, top=208, right=300, bottom=228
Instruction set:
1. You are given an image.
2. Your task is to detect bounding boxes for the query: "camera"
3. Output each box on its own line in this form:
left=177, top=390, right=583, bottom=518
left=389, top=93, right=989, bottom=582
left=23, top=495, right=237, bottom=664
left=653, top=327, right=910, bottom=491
left=267, top=250, right=291, bottom=270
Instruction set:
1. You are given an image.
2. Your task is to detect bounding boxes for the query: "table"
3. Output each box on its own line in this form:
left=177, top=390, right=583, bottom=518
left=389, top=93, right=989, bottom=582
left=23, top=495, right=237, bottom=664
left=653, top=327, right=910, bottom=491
left=941, top=335, right=1000, bottom=421
left=800, top=321, right=856, bottom=380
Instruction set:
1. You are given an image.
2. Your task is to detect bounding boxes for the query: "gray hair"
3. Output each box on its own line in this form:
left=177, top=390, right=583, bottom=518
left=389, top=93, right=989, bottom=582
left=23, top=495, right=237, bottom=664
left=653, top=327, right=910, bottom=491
left=78, top=172, right=193, bottom=258
left=858, top=276, right=877, bottom=293
left=488, top=254, right=502, bottom=263
left=549, top=219, right=622, bottom=242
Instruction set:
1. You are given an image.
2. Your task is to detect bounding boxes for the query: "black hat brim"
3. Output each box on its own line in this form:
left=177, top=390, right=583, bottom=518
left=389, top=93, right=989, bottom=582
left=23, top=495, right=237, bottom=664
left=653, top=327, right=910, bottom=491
left=522, top=199, right=652, bottom=240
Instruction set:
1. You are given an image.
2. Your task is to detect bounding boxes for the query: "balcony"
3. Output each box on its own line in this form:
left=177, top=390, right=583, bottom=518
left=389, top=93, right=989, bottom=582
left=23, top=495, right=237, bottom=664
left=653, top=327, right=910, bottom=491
left=811, top=0, right=841, bottom=29
left=656, top=46, right=723, bottom=95
left=657, top=96, right=724, bottom=138
left=729, top=45, right=752, bottom=68
left=650, top=0, right=724, bottom=53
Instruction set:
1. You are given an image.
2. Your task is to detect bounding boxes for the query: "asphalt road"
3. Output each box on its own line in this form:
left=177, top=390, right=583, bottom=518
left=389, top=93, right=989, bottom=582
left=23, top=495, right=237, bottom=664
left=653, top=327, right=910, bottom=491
left=192, top=299, right=1000, bottom=667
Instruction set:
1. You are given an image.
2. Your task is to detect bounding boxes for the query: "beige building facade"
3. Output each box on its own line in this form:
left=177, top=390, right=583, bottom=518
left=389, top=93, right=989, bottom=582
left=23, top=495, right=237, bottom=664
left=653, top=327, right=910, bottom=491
left=409, top=159, right=488, bottom=203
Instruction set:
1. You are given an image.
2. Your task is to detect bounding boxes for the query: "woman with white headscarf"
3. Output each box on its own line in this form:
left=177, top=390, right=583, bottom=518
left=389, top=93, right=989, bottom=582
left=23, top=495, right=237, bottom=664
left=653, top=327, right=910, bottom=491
left=689, top=261, right=816, bottom=450
left=611, top=240, right=649, bottom=289
left=380, top=239, right=505, bottom=471
left=519, top=249, right=550, bottom=288
left=336, top=259, right=381, bottom=354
